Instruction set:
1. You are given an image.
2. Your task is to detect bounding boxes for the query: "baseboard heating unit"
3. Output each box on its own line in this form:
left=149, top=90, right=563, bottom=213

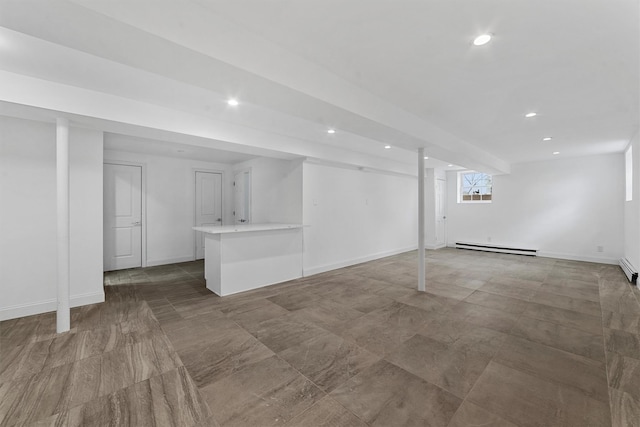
left=619, top=258, right=638, bottom=285
left=455, top=242, right=538, bottom=257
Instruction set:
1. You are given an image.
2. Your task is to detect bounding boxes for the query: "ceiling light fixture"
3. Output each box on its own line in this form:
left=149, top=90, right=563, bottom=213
left=227, top=98, right=239, bottom=106
left=473, top=34, right=492, bottom=46
left=384, top=145, right=391, bottom=149
left=553, top=151, right=560, bottom=155
left=542, top=137, right=552, bottom=141
left=448, top=164, right=453, bottom=167
left=525, top=112, right=537, bottom=118
left=327, top=129, right=336, bottom=134
left=424, top=156, right=429, bottom=160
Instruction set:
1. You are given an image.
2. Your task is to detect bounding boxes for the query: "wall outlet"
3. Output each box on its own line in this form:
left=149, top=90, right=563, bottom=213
left=596, top=245, right=604, bottom=253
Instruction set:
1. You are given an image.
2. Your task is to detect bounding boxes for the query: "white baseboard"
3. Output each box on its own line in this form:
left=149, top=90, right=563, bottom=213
left=303, top=245, right=417, bottom=277
left=0, top=291, right=105, bottom=322
left=538, top=251, right=619, bottom=265
left=146, top=255, right=196, bottom=267
left=426, top=243, right=447, bottom=250
left=447, top=243, right=619, bottom=265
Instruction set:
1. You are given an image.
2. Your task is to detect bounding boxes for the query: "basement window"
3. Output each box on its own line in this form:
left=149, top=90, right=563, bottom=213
left=458, top=171, right=492, bottom=203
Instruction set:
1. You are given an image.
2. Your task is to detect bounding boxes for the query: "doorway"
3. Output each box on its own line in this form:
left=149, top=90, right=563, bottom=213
left=103, top=163, right=143, bottom=271
left=435, top=178, right=447, bottom=248
left=234, top=169, right=251, bottom=225
left=195, top=171, right=223, bottom=260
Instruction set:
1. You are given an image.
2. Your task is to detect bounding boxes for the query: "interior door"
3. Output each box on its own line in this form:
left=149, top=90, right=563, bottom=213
left=104, top=163, right=142, bottom=271
left=195, top=171, right=222, bottom=260
left=435, top=178, right=447, bottom=248
left=234, top=170, right=251, bottom=225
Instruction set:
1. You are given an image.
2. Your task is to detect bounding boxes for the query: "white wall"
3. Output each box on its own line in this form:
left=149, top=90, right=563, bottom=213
left=104, top=150, right=234, bottom=267
left=303, top=162, right=418, bottom=275
left=446, top=154, right=625, bottom=264
left=624, top=131, right=640, bottom=270
left=233, top=157, right=303, bottom=224
left=0, top=116, right=104, bottom=320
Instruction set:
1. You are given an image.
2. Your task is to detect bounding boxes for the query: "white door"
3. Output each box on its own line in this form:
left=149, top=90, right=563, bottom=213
left=435, top=178, right=447, bottom=248
left=104, top=164, right=142, bottom=271
left=234, top=170, right=251, bottom=224
left=195, top=171, right=223, bottom=260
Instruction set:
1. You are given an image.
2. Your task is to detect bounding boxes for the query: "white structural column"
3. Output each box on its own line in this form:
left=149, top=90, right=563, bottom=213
left=56, top=118, right=71, bottom=333
left=418, top=148, right=426, bottom=291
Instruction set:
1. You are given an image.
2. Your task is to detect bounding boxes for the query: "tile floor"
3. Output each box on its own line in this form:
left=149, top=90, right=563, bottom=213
left=1, top=249, right=639, bottom=426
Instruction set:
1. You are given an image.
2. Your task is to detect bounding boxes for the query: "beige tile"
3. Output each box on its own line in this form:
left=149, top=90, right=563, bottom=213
left=529, top=290, right=602, bottom=317
left=524, top=301, right=603, bottom=335
left=330, top=360, right=461, bottom=427
left=609, top=387, right=640, bottom=427
left=180, top=328, right=274, bottom=388
left=447, top=401, right=518, bottom=427
left=385, top=333, right=493, bottom=398
left=512, top=316, right=605, bottom=362
left=463, top=290, right=529, bottom=314
left=201, top=355, right=324, bottom=426
left=605, top=328, right=640, bottom=359
left=284, top=396, right=367, bottom=427
left=279, top=332, right=379, bottom=392
left=494, top=335, right=608, bottom=402
left=467, top=362, right=611, bottom=427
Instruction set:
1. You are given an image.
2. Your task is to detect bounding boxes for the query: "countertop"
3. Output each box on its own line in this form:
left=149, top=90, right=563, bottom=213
left=193, top=223, right=304, bottom=235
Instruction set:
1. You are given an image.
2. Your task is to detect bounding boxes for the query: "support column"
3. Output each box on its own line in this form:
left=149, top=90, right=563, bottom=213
left=418, top=148, right=426, bottom=292
left=56, top=118, right=70, bottom=333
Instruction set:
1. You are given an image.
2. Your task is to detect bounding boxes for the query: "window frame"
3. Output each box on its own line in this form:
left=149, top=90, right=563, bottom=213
left=457, top=170, right=493, bottom=204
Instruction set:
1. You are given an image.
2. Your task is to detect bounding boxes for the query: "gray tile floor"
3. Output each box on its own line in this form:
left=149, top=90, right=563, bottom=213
left=1, top=248, right=639, bottom=426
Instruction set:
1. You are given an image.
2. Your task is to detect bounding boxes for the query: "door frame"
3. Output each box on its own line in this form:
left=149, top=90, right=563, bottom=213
left=193, top=168, right=226, bottom=259
left=435, top=177, right=447, bottom=249
left=104, top=160, right=148, bottom=268
left=233, top=167, right=252, bottom=224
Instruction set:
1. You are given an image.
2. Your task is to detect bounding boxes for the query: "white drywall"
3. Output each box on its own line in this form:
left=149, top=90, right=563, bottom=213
left=0, top=116, right=104, bottom=320
left=624, top=131, right=640, bottom=271
left=303, top=162, right=418, bottom=275
left=104, top=150, right=234, bottom=267
left=446, top=154, right=625, bottom=264
left=232, top=157, right=303, bottom=224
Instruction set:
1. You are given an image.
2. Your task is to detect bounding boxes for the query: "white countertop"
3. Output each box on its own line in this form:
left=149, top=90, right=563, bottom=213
left=193, top=223, right=304, bottom=235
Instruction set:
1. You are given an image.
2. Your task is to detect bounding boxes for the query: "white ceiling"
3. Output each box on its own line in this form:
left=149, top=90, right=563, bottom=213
left=0, top=0, right=637, bottom=174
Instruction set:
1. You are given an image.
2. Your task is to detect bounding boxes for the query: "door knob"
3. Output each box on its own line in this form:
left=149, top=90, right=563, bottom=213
left=132, top=221, right=141, bottom=226
left=217, top=218, right=222, bottom=222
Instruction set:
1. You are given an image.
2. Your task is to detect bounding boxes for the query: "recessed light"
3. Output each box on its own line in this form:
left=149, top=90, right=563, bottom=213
left=384, top=145, right=391, bottom=149
left=525, top=112, right=537, bottom=118
left=473, top=34, right=492, bottom=46
left=553, top=151, right=560, bottom=155
left=424, top=156, right=429, bottom=160
left=448, top=164, right=453, bottom=167
left=227, top=98, right=239, bottom=106
left=543, top=137, right=552, bottom=141
left=327, top=129, right=336, bottom=134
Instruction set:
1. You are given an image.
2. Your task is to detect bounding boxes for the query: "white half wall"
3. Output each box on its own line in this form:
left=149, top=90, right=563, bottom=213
left=303, top=162, right=418, bottom=275
left=104, top=150, right=234, bottom=267
left=624, top=131, right=640, bottom=271
left=0, top=116, right=104, bottom=321
left=446, top=154, right=625, bottom=264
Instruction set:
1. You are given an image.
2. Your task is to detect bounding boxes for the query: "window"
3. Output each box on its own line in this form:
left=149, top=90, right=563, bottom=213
left=626, top=145, right=633, bottom=201
left=458, top=171, right=492, bottom=203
